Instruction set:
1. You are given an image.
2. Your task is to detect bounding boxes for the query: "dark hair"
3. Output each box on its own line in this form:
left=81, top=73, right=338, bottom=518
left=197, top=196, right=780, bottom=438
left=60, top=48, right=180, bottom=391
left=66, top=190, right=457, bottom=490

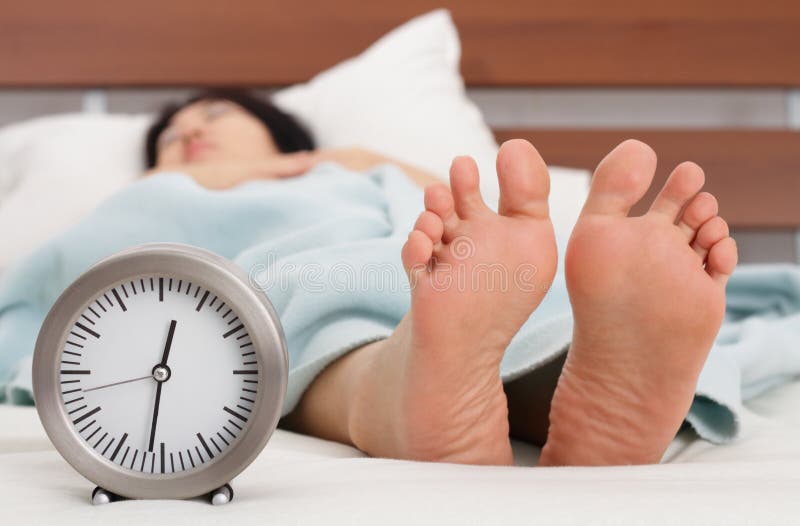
left=144, top=88, right=315, bottom=168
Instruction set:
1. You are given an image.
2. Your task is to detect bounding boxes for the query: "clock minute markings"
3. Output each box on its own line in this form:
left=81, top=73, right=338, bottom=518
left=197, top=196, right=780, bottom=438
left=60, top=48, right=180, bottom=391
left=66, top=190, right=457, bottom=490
left=223, top=406, right=248, bottom=423
left=110, top=433, right=128, bottom=461
left=196, top=290, right=210, bottom=311
left=75, top=321, right=100, bottom=339
left=223, top=324, right=244, bottom=338
left=111, top=288, right=127, bottom=312
left=79, top=419, right=96, bottom=433
left=72, top=406, right=101, bottom=425
left=94, top=432, right=108, bottom=449
left=222, top=425, right=236, bottom=439
left=197, top=433, right=215, bottom=459
left=86, top=427, right=101, bottom=442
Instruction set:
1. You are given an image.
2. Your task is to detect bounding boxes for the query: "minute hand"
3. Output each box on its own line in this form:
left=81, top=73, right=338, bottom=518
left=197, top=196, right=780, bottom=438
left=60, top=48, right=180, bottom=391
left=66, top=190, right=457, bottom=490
left=148, top=319, right=177, bottom=452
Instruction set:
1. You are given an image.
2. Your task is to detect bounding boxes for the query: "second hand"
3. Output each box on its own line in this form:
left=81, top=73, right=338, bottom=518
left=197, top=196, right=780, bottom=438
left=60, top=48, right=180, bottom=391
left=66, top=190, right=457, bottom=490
left=83, top=375, right=153, bottom=393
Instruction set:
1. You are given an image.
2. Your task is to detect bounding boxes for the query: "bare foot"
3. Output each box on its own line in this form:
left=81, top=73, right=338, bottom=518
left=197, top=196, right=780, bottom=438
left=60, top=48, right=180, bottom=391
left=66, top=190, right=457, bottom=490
left=347, top=140, right=557, bottom=464
left=539, top=140, right=738, bottom=466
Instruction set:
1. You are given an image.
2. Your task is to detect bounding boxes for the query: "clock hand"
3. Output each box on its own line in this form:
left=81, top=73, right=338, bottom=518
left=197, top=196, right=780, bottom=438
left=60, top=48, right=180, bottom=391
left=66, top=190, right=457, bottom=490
left=82, top=375, right=153, bottom=393
left=148, top=319, right=177, bottom=453
left=159, top=319, right=177, bottom=366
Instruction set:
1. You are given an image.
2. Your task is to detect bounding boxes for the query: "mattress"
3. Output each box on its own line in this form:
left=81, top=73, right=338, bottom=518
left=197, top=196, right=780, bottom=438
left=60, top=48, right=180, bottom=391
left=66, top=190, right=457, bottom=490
left=2, top=379, right=799, bottom=525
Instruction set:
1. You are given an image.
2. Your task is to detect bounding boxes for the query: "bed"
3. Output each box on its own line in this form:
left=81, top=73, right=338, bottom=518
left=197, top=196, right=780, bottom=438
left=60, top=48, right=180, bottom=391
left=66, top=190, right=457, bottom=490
left=1, top=2, right=799, bottom=524
left=2, top=381, right=800, bottom=524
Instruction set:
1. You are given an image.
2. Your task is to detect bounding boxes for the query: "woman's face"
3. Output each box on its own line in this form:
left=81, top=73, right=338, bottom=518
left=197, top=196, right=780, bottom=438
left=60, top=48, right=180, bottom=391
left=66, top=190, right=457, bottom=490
left=155, top=99, right=280, bottom=167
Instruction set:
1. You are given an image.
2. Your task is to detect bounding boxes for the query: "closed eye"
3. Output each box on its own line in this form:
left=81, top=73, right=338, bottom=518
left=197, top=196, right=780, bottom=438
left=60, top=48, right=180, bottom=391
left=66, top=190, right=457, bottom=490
left=205, top=101, right=234, bottom=120
left=157, top=126, right=180, bottom=149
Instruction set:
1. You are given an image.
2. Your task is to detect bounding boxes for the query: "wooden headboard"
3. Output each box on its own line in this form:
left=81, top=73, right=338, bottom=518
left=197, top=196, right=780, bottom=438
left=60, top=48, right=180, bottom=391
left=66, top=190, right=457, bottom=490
left=2, top=0, right=799, bottom=228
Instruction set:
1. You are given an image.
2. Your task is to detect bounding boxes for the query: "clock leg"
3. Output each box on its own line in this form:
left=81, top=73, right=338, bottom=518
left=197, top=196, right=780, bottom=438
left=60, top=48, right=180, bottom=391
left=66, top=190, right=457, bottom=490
left=209, top=483, right=234, bottom=505
left=91, top=486, right=117, bottom=505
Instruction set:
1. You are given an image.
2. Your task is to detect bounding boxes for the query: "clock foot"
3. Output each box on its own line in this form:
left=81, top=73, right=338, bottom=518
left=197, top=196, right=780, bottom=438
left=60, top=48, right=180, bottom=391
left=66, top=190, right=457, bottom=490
left=91, top=486, right=118, bottom=505
left=210, top=483, right=234, bottom=505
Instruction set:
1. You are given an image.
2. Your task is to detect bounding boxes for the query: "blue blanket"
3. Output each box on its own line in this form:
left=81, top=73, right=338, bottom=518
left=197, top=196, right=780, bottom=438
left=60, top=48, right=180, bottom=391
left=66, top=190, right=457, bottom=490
left=1, top=163, right=799, bottom=445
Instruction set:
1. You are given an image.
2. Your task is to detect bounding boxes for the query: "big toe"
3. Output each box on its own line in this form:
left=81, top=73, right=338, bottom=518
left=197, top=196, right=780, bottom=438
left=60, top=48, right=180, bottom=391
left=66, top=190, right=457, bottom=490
left=582, top=139, right=657, bottom=217
left=496, top=139, right=550, bottom=219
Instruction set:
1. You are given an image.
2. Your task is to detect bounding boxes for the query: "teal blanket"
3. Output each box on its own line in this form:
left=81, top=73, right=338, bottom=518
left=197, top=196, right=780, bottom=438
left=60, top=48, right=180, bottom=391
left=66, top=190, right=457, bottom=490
left=1, top=163, right=799, bottom=445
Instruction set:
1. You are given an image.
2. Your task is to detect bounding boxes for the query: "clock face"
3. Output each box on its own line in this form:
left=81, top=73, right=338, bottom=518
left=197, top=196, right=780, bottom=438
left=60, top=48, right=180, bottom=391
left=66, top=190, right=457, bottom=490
left=59, top=275, right=259, bottom=475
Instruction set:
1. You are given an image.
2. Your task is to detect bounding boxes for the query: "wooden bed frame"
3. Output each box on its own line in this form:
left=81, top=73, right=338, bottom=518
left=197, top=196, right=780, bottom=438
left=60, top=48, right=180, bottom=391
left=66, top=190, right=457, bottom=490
left=2, top=0, right=799, bottom=228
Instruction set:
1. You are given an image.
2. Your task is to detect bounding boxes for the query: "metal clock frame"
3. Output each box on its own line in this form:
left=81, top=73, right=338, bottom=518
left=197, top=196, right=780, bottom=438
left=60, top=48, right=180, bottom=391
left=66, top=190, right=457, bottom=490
left=32, top=243, right=288, bottom=501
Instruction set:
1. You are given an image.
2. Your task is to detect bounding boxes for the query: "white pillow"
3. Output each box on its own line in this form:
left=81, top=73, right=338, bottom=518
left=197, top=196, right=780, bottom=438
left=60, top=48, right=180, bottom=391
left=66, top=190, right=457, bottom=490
left=272, top=9, right=500, bottom=196
left=272, top=9, right=587, bottom=252
left=0, top=9, right=588, bottom=272
left=0, top=114, right=152, bottom=271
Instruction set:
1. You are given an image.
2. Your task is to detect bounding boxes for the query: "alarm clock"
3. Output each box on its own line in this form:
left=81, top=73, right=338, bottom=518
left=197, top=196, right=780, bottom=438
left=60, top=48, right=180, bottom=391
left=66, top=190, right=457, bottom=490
left=32, top=243, right=288, bottom=505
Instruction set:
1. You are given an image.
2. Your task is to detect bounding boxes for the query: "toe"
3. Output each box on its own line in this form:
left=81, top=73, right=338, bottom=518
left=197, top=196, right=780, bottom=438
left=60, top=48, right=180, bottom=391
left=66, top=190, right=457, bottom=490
left=496, top=139, right=550, bottom=219
left=413, top=211, right=444, bottom=244
left=706, top=236, right=738, bottom=285
left=677, top=192, right=718, bottom=240
left=649, top=162, right=705, bottom=222
left=401, top=230, right=434, bottom=279
left=424, top=183, right=459, bottom=241
left=449, top=156, right=490, bottom=218
left=692, top=216, right=730, bottom=262
left=581, top=139, right=657, bottom=217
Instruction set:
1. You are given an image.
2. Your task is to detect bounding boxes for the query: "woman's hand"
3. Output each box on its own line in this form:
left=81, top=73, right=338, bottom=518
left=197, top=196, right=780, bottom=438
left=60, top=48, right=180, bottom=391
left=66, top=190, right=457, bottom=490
left=147, top=151, right=314, bottom=190
left=310, top=147, right=382, bottom=172
left=311, top=147, right=442, bottom=188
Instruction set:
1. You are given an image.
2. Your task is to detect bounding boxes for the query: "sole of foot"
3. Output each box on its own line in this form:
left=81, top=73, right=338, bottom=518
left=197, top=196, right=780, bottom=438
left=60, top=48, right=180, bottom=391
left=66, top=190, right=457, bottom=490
left=349, top=140, right=558, bottom=465
left=539, top=139, right=738, bottom=466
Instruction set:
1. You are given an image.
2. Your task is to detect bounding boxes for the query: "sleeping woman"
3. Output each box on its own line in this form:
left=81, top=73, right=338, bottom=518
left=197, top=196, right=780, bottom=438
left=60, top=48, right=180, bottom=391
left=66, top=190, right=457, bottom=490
left=143, top=89, right=738, bottom=466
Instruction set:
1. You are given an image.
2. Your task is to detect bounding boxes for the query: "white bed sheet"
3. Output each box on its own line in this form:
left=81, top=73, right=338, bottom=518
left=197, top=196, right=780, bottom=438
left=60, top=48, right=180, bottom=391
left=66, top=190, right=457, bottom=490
left=1, top=380, right=799, bottom=525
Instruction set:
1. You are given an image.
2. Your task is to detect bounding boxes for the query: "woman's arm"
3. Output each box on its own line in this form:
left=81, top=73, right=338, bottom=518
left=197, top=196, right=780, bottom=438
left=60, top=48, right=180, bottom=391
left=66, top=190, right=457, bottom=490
left=145, top=147, right=442, bottom=190
left=145, top=152, right=313, bottom=190
left=311, top=147, right=443, bottom=188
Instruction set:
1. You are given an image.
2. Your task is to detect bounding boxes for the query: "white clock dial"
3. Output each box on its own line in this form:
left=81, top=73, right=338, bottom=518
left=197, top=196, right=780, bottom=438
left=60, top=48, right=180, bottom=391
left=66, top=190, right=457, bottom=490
left=59, top=276, right=259, bottom=475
